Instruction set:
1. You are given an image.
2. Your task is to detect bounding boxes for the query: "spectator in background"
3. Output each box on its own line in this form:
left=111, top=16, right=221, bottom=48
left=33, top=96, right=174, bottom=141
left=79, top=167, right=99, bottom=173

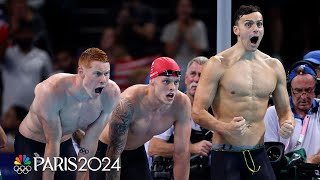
left=0, top=105, right=27, bottom=153
left=99, top=26, right=128, bottom=80
left=264, top=61, right=320, bottom=164
left=52, top=48, right=77, bottom=74
left=6, top=0, right=52, bottom=55
left=161, top=0, right=209, bottom=91
left=115, top=0, right=162, bottom=59
left=303, top=50, right=320, bottom=77
left=1, top=19, right=52, bottom=114
left=0, top=13, right=8, bottom=117
left=104, top=21, right=160, bottom=91
left=100, top=27, right=117, bottom=63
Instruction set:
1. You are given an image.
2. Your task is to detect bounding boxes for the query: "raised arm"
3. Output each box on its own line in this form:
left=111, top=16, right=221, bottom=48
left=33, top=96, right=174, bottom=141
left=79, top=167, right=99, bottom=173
left=192, top=57, right=226, bottom=132
left=271, top=60, right=295, bottom=138
left=173, top=95, right=191, bottom=180
left=32, top=84, right=63, bottom=180
left=106, top=97, right=134, bottom=180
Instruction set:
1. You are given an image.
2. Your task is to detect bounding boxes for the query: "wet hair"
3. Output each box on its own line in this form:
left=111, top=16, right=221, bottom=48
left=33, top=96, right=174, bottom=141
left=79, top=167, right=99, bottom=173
left=234, top=5, right=262, bottom=25
left=187, top=56, right=208, bottom=70
left=78, top=47, right=109, bottom=68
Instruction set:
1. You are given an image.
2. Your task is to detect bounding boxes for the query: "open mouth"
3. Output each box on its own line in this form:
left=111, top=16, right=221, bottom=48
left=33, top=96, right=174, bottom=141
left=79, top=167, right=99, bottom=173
left=166, top=93, right=174, bottom=98
left=250, top=36, right=259, bottom=44
left=95, top=87, right=104, bottom=94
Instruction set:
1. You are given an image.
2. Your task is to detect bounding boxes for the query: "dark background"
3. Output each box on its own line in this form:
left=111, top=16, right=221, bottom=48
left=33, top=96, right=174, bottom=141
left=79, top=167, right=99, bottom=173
left=40, top=0, right=320, bottom=70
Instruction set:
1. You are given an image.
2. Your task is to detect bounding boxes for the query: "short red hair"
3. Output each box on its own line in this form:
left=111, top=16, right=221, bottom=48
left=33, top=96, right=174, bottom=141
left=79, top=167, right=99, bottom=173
left=78, top=47, right=109, bottom=68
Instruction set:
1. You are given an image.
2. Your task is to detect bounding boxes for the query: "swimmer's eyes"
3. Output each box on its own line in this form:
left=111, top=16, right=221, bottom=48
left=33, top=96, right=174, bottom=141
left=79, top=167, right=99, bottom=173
left=256, top=21, right=263, bottom=28
left=95, top=72, right=109, bottom=77
left=244, top=21, right=263, bottom=28
left=162, top=79, right=180, bottom=85
left=245, top=22, right=253, bottom=28
left=163, top=80, right=170, bottom=84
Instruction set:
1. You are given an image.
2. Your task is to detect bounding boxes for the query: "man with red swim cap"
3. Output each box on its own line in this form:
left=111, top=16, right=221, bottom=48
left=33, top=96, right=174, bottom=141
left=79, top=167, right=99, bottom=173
left=90, top=57, right=191, bottom=180
left=150, top=57, right=181, bottom=79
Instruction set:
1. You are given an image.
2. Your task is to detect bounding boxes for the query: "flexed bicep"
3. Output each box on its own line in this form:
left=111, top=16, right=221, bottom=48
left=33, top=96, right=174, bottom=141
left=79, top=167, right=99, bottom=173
left=272, top=60, right=293, bottom=126
left=193, top=57, right=224, bottom=113
left=192, top=57, right=225, bottom=130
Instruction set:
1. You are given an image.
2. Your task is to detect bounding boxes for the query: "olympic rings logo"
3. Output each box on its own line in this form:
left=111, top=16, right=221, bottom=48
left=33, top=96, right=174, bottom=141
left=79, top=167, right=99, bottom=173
left=79, top=148, right=89, bottom=154
left=13, top=165, right=32, bottom=174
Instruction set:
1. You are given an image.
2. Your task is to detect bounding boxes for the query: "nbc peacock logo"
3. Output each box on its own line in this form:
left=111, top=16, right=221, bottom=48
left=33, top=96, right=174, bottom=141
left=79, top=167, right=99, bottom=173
left=13, top=154, right=32, bottom=174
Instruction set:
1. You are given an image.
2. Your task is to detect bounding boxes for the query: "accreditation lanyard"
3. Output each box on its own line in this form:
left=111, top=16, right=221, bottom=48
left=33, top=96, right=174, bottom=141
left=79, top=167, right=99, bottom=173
left=285, top=114, right=310, bottom=151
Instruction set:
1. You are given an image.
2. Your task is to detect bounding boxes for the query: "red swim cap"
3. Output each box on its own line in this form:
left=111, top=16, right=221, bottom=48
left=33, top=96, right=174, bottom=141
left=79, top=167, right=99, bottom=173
left=150, top=57, right=180, bottom=80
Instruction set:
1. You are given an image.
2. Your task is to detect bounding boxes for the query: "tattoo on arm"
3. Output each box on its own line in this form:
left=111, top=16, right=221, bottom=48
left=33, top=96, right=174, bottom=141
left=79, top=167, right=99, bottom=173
left=79, top=147, right=89, bottom=155
left=106, top=98, right=133, bottom=179
left=108, top=98, right=134, bottom=156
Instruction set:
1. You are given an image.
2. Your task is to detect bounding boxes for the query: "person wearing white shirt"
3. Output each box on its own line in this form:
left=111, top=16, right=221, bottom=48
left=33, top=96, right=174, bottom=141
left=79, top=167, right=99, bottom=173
left=264, top=61, right=320, bottom=164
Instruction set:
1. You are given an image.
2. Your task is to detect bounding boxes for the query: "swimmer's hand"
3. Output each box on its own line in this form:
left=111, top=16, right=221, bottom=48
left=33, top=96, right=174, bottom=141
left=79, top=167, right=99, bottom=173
left=279, top=120, right=294, bottom=139
left=190, top=140, right=212, bottom=156
left=224, top=116, right=248, bottom=136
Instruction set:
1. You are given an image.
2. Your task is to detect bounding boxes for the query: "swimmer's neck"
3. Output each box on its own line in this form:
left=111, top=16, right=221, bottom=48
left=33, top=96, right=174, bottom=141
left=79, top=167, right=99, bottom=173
left=233, top=43, right=258, bottom=60
left=69, top=75, right=93, bottom=102
left=143, top=88, right=171, bottom=112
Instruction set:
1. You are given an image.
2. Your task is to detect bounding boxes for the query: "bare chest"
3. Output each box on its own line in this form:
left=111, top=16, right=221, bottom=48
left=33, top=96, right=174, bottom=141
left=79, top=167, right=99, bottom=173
left=129, top=111, right=175, bottom=138
left=59, top=100, right=102, bottom=134
left=221, top=63, right=277, bottom=97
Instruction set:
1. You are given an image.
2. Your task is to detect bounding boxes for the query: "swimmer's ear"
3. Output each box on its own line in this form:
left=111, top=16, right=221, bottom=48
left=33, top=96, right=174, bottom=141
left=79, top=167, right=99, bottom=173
left=233, top=25, right=239, bottom=36
left=78, top=67, right=84, bottom=78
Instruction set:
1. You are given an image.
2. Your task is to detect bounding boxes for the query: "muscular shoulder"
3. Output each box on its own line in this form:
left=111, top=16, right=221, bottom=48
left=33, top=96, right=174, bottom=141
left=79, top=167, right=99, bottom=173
left=121, top=84, right=146, bottom=102
left=35, top=73, right=72, bottom=99
left=212, top=47, right=242, bottom=69
left=173, top=91, right=191, bottom=111
left=200, top=55, right=227, bottom=80
left=101, top=80, right=121, bottom=102
left=32, top=73, right=73, bottom=114
left=257, top=51, right=282, bottom=67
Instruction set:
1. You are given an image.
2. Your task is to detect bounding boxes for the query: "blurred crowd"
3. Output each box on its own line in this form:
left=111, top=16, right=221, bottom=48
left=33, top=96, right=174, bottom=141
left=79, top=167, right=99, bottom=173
left=0, top=0, right=319, bottom=155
